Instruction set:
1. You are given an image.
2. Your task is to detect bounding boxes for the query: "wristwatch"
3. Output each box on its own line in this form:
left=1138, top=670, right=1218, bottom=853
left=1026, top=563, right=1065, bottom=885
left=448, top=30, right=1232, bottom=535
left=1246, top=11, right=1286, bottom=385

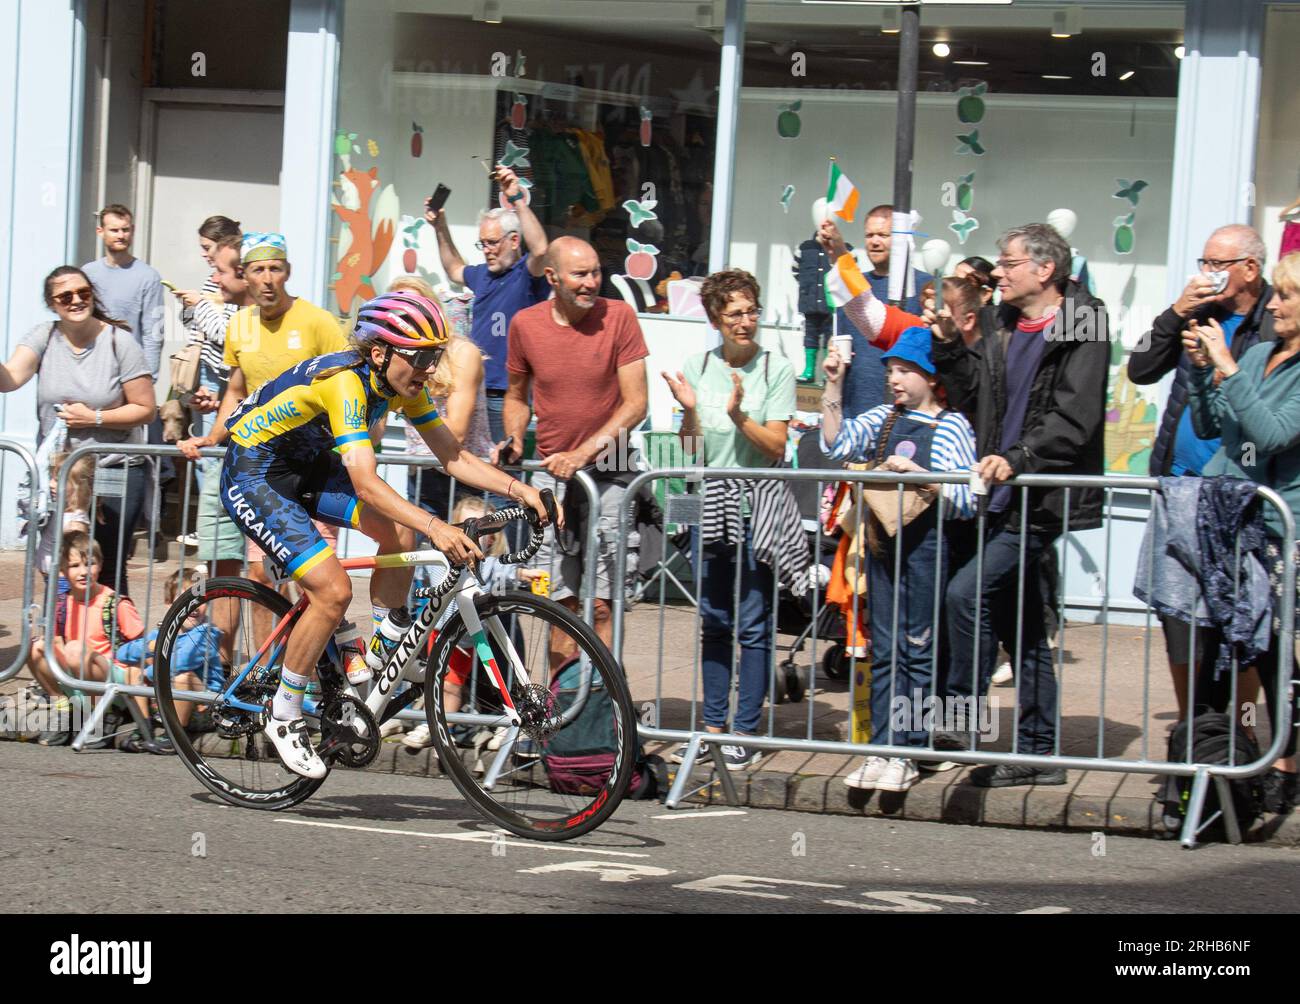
left=506, top=191, right=525, bottom=204
left=95, top=409, right=103, bottom=427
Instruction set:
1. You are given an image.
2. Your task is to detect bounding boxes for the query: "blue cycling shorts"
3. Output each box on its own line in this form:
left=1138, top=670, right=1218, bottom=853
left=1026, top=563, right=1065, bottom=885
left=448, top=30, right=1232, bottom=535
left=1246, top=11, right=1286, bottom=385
left=219, top=444, right=363, bottom=580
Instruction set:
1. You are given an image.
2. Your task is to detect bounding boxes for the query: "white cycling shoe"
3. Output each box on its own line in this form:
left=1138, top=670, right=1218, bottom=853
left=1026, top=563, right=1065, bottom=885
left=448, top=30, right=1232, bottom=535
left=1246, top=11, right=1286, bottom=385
left=264, top=716, right=328, bottom=780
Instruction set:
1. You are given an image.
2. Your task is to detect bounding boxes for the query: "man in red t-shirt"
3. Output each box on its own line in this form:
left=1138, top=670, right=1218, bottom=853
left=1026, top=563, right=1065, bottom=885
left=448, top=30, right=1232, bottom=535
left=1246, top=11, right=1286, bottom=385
left=501, top=237, right=648, bottom=665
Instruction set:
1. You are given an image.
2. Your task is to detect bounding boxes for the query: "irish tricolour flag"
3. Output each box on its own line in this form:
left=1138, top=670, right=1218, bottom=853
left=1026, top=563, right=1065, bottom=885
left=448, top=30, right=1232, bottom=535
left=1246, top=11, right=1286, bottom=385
left=824, top=250, right=870, bottom=310
left=826, top=160, right=860, bottom=224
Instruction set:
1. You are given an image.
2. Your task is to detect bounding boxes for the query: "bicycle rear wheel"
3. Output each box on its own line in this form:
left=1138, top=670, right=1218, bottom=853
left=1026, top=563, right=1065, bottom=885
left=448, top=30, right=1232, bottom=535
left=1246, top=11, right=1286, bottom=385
left=154, top=576, right=326, bottom=810
left=425, top=592, right=637, bottom=840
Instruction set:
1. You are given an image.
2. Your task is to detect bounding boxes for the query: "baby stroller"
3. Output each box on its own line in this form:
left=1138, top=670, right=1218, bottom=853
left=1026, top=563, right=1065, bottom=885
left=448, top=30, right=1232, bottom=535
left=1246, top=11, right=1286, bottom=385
left=771, top=428, right=851, bottom=702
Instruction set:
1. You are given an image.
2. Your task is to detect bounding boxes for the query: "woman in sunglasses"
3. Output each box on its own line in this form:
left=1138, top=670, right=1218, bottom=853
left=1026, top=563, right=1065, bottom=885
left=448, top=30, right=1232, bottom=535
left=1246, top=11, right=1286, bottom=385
left=0, top=266, right=156, bottom=594
left=217, top=290, right=557, bottom=778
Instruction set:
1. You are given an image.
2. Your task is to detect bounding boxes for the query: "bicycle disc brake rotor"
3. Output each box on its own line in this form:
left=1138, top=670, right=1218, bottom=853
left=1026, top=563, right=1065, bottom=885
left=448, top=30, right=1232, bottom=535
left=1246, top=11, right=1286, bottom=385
left=512, top=682, right=563, bottom=742
left=319, top=695, right=380, bottom=768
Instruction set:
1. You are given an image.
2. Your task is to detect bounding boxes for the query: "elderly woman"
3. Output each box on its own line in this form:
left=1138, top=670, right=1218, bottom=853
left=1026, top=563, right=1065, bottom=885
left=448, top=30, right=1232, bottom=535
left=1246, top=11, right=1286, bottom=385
left=1186, top=250, right=1300, bottom=812
left=662, top=268, right=805, bottom=771
left=0, top=266, right=156, bottom=596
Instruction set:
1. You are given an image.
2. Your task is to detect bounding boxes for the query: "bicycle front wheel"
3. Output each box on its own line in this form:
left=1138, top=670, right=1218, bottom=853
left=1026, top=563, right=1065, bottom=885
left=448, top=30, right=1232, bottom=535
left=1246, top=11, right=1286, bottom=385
left=425, top=592, right=637, bottom=840
left=154, top=576, right=326, bottom=810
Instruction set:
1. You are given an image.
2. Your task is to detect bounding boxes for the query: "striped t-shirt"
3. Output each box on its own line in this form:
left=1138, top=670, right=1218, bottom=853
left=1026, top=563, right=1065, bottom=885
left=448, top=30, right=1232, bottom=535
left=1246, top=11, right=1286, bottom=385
left=822, top=404, right=978, bottom=518
left=184, top=276, right=238, bottom=381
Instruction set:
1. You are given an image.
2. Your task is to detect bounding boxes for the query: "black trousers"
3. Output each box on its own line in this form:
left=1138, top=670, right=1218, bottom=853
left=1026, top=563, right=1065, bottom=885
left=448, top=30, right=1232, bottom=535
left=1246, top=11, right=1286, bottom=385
left=94, top=462, right=150, bottom=599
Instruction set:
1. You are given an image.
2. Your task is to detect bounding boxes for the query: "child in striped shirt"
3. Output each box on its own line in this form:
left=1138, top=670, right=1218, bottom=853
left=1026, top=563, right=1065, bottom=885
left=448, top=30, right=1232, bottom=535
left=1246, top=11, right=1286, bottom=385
left=821, top=325, right=977, bottom=793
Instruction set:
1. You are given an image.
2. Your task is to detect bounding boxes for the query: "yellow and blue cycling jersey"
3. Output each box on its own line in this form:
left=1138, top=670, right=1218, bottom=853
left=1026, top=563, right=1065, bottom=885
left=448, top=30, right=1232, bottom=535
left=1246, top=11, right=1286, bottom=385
left=226, top=350, right=443, bottom=459
left=220, top=351, right=443, bottom=579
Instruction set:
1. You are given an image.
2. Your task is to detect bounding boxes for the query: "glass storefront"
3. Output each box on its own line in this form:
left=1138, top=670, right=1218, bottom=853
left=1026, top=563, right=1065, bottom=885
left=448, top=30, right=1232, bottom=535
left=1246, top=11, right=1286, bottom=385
left=730, top=5, right=1183, bottom=475
left=334, top=1, right=1185, bottom=473
left=332, top=2, right=720, bottom=314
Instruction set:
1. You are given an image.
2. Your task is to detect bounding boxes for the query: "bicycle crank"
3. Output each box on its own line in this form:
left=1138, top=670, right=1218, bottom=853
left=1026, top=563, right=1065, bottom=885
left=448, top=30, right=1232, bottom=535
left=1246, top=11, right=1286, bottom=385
left=317, top=695, right=381, bottom=768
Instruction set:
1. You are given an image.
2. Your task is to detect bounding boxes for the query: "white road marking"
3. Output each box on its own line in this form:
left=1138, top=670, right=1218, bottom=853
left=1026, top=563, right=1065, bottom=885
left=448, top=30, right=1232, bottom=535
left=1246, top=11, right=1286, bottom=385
left=275, top=818, right=650, bottom=857
left=673, top=874, right=845, bottom=900
left=823, top=891, right=981, bottom=912
left=518, top=861, right=674, bottom=882
left=1017, top=906, right=1071, bottom=914
left=651, top=809, right=748, bottom=820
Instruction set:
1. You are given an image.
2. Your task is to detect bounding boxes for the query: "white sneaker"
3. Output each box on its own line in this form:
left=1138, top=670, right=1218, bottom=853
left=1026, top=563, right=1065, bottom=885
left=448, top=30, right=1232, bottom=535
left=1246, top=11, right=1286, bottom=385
left=402, top=723, right=434, bottom=749
left=379, top=718, right=405, bottom=738
left=843, top=755, right=890, bottom=789
left=875, top=757, right=920, bottom=792
left=485, top=725, right=511, bottom=751
left=263, top=717, right=328, bottom=779
left=992, top=662, right=1013, bottom=685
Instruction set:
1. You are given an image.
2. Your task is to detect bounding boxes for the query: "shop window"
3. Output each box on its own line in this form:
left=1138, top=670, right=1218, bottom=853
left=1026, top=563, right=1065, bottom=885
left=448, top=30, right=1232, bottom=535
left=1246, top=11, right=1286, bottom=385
left=733, top=6, right=1184, bottom=475
left=333, top=6, right=719, bottom=317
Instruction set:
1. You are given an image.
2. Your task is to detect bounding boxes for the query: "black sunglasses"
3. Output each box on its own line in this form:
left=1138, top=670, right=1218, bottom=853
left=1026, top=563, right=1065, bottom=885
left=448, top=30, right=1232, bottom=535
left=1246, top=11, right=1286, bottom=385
left=390, top=345, right=443, bottom=370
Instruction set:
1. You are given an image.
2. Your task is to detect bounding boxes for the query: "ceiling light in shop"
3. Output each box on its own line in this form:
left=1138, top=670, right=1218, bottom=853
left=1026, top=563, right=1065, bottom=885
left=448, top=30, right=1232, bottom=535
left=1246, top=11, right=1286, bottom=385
left=1119, top=69, right=1135, bottom=81
left=953, top=60, right=988, bottom=66
left=933, top=42, right=951, bottom=58
left=1051, top=8, right=1081, bottom=39
left=1042, top=74, right=1072, bottom=81
left=473, top=1, right=502, bottom=24
left=1175, top=45, right=1186, bottom=60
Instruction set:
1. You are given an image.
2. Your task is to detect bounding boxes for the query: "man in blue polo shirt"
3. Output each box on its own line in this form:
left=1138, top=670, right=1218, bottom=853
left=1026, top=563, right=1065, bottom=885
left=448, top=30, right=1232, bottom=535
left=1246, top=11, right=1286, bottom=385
left=426, top=165, right=550, bottom=443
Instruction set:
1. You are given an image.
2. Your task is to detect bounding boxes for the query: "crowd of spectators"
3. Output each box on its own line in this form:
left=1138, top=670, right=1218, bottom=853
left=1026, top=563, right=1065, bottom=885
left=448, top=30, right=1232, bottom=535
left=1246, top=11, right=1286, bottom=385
left=2, top=180, right=1295, bottom=815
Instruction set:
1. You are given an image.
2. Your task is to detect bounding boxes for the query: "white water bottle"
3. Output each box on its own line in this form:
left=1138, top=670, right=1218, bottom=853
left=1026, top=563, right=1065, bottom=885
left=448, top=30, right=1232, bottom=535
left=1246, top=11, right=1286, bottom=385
left=366, top=606, right=412, bottom=674
left=335, top=621, right=371, bottom=685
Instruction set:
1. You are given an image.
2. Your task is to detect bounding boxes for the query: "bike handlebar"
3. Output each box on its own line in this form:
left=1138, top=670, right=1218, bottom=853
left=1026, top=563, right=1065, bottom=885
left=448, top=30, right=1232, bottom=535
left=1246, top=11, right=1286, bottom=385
left=412, top=488, right=556, bottom=601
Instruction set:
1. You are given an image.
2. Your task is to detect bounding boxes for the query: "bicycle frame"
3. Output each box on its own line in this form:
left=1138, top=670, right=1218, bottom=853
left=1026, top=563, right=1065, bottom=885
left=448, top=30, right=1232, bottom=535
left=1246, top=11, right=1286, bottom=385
left=212, top=548, right=596, bottom=747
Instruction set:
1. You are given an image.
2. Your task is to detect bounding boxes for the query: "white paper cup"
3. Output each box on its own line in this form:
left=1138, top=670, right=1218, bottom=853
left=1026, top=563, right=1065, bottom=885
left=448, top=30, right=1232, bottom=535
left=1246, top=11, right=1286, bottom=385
left=831, top=333, right=853, bottom=362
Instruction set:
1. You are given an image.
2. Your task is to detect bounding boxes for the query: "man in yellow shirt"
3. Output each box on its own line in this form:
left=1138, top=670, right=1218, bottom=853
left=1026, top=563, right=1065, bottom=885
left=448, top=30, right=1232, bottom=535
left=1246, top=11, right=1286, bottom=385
left=180, top=232, right=347, bottom=454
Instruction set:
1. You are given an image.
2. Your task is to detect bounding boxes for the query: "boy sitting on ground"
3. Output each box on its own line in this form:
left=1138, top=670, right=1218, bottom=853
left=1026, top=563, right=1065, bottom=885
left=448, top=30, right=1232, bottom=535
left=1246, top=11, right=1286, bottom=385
left=24, top=531, right=162, bottom=752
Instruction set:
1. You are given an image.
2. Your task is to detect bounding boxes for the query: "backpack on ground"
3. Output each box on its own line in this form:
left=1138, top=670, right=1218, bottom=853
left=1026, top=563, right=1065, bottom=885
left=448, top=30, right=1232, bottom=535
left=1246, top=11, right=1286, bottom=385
left=542, top=656, right=661, bottom=801
left=1159, top=707, right=1264, bottom=840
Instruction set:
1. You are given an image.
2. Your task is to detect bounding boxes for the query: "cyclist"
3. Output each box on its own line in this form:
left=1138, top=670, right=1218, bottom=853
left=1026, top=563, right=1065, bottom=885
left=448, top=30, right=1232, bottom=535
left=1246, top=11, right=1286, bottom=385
left=219, top=290, right=555, bottom=779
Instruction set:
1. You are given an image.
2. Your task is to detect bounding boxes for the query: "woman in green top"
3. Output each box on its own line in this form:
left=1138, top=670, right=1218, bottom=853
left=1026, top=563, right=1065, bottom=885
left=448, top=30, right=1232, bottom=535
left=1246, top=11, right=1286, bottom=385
left=1186, top=250, right=1300, bottom=810
left=662, top=269, right=798, bottom=772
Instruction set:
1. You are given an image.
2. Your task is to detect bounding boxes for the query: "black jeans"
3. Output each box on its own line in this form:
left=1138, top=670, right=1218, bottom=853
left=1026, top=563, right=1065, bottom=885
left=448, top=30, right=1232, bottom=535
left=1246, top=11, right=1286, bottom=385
left=944, top=520, right=1060, bottom=755
left=94, top=462, right=150, bottom=599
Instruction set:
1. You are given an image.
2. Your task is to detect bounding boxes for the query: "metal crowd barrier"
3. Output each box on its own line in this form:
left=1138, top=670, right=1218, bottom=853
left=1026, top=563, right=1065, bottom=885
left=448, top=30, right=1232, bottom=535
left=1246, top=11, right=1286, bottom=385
left=610, top=466, right=1296, bottom=849
left=39, top=442, right=602, bottom=743
left=0, top=438, right=40, bottom=682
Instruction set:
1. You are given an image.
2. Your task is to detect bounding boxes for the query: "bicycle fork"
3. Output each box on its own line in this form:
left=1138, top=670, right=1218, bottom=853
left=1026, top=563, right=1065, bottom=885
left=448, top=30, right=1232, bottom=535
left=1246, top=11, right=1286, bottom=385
left=370, top=583, right=526, bottom=729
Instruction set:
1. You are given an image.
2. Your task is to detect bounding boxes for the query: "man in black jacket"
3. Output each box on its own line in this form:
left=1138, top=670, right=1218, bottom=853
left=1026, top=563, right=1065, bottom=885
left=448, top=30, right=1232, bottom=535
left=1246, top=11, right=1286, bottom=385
left=932, top=223, right=1110, bottom=787
left=1127, top=224, right=1273, bottom=721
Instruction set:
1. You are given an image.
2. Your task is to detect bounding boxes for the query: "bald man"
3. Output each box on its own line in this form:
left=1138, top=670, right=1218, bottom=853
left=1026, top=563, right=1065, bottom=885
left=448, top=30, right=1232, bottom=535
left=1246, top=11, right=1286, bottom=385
left=501, top=238, right=649, bottom=664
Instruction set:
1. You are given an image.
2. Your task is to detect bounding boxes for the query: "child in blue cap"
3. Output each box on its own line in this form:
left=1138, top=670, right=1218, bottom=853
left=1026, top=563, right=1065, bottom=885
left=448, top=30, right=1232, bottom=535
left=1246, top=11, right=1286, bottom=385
left=821, top=325, right=978, bottom=792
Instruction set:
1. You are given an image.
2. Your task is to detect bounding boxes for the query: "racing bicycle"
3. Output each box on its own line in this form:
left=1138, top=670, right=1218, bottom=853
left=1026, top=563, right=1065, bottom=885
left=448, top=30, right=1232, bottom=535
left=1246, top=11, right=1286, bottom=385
left=151, top=493, right=637, bottom=840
